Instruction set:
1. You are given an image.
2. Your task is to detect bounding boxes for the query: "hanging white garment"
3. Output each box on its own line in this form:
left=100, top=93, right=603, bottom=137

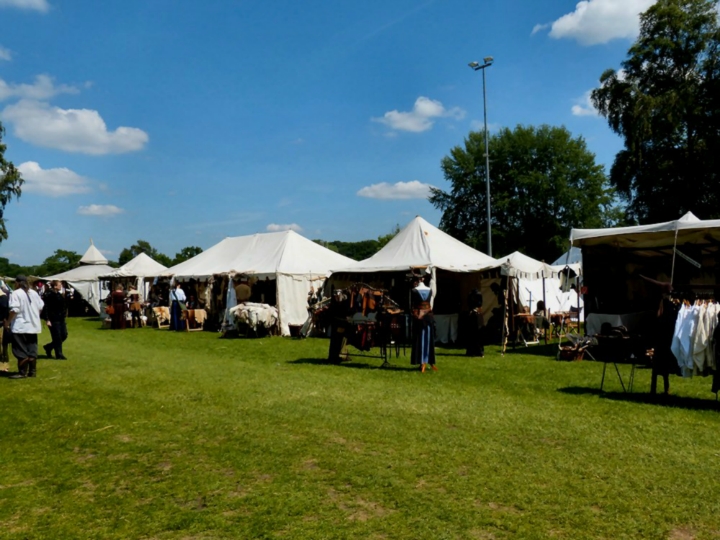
left=691, top=304, right=709, bottom=374
left=705, top=303, right=718, bottom=370
left=671, top=304, right=688, bottom=367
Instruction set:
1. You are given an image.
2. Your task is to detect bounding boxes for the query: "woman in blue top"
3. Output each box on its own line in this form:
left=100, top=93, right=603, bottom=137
left=410, top=274, right=436, bottom=372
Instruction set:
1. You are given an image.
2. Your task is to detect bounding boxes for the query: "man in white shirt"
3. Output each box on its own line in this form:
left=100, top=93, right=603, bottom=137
left=6, top=275, right=45, bottom=379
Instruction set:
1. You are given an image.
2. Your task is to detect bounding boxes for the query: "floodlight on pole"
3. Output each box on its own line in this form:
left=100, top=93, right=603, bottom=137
left=468, top=56, right=494, bottom=257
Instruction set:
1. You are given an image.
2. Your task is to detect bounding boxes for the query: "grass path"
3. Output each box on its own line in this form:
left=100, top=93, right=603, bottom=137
left=1, top=319, right=719, bottom=539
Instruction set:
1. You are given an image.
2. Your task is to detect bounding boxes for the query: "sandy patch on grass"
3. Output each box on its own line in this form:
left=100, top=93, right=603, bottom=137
left=669, top=527, right=696, bottom=540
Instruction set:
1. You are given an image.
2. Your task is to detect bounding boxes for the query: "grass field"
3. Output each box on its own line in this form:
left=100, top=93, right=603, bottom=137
left=1, top=318, right=719, bottom=539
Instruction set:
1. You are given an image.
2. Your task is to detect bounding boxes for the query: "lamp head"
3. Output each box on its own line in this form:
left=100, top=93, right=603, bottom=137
left=468, top=61, right=479, bottom=69
left=483, top=56, right=494, bottom=64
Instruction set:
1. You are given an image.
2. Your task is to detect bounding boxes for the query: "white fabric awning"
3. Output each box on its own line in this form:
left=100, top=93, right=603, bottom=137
left=100, top=252, right=167, bottom=279
left=493, top=251, right=555, bottom=280
left=570, top=212, right=720, bottom=249
left=333, top=216, right=496, bottom=273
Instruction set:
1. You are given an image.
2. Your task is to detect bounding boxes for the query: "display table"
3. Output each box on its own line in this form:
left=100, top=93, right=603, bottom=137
left=183, top=308, right=207, bottom=332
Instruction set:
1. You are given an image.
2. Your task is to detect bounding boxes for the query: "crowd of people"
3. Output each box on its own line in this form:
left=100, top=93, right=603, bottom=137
left=1, top=275, right=71, bottom=379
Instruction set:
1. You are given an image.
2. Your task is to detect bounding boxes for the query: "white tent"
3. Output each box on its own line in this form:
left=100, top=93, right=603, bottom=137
left=490, top=251, right=583, bottom=316
left=100, top=252, right=168, bottom=301
left=163, top=230, right=354, bottom=336
left=335, top=216, right=497, bottom=273
left=570, top=211, right=720, bottom=248
left=330, top=216, right=497, bottom=343
left=552, top=247, right=582, bottom=266
left=45, top=241, right=113, bottom=314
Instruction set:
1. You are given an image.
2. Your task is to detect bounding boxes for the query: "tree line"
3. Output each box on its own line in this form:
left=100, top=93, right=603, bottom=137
left=0, top=241, right=203, bottom=279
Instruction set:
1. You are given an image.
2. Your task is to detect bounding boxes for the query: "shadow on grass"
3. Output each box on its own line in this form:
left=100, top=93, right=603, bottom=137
left=504, top=343, right=558, bottom=358
left=289, top=357, right=418, bottom=372
left=558, top=386, right=720, bottom=411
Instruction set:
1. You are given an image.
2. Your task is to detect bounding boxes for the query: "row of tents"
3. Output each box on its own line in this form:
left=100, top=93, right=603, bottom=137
left=45, top=216, right=583, bottom=337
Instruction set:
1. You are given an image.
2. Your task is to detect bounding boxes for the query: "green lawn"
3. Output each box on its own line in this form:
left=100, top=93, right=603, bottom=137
left=1, top=318, right=719, bottom=539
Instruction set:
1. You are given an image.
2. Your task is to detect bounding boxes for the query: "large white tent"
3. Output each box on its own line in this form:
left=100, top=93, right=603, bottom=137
left=45, top=241, right=113, bottom=314
left=335, top=216, right=497, bottom=274
left=330, top=216, right=497, bottom=343
left=100, top=252, right=168, bottom=301
left=492, top=251, right=583, bottom=316
left=162, top=230, right=354, bottom=336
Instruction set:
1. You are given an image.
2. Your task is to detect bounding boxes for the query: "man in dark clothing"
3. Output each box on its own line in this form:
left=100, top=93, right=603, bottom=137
left=43, top=280, right=68, bottom=360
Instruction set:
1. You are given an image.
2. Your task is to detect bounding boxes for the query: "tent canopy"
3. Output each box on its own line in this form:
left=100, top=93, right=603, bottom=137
left=552, top=247, right=582, bottom=266
left=163, top=230, right=354, bottom=280
left=100, top=252, right=167, bottom=279
left=570, top=212, right=720, bottom=250
left=79, top=241, right=109, bottom=265
left=334, top=216, right=496, bottom=273
left=162, top=230, right=355, bottom=336
left=492, top=251, right=555, bottom=280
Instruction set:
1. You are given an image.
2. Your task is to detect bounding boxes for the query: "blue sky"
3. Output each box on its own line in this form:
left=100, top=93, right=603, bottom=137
left=0, top=0, right=655, bottom=265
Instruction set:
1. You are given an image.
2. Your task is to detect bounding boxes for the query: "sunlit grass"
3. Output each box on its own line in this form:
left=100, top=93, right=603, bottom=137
left=0, top=318, right=719, bottom=539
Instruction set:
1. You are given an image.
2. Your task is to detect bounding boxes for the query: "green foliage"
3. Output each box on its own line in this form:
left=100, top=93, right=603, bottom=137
left=1, top=319, right=719, bottom=538
left=172, top=246, right=203, bottom=266
left=34, top=249, right=82, bottom=277
left=0, top=256, right=23, bottom=278
left=314, top=226, right=402, bottom=261
left=591, top=0, right=720, bottom=223
left=119, top=239, right=173, bottom=267
left=431, top=125, right=618, bottom=261
left=0, top=122, right=23, bottom=243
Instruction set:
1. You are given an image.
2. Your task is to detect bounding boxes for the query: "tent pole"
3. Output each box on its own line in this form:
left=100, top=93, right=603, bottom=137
left=542, top=276, right=547, bottom=345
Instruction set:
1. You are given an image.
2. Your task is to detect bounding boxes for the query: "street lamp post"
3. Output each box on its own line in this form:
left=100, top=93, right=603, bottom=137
left=468, top=57, right=494, bottom=257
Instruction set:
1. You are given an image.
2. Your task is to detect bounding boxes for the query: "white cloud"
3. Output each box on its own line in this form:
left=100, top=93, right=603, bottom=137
left=17, top=161, right=93, bottom=197
left=0, top=74, right=79, bottom=101
left=571, top=91, right=599, bottom=117
left=357, top=180, right=436, bottom=200
left=0, top=47, right=11, bottom=61
left=537, top=0, right=656, bottom=45
left=266, top=223, right=303, bottom=232
left=2, top=100, right=149, bottom=154
left=0, top=0, right=49, bottom=11
left=77, top=204, right=124, bottom=216
left=372, top=96, right=465, bottom=133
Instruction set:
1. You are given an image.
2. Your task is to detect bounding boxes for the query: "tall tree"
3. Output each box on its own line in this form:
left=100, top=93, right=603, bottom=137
left=430, top=125, right=618, bottom=261
left=119, top=240, right=172, bottom=267
left=591, top=0, right=720, bottom=223
left=0, top=122, right=24, bottom=242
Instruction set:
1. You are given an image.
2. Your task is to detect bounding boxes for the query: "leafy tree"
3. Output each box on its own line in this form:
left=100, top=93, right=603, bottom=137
left=0, top=122, right=23, bottom=242
left=172, top=246, right=203, bottom=265
left=0, top=257, right=23, bottom=278
left=119, top=240, right=172, bottom=267
left=376, top=224, right=401, bottom=251
left=314, top=225, right=402, bottom=261
left=430, top=125, right=618, bottom=261
left=591, top=0, right=720, bottom=223
left=35, top=249, right=82, bottom=277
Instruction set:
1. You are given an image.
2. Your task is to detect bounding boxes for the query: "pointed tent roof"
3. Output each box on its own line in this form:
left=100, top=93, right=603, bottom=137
left=494, top=251, right=556, bottom=280
left=163, top=230, right=355, bottom=280
left=79, top=240, right=109, bottom=265
left=45, top=264, right=115, bottom=282
left=551, top=247, right=582, bottom=266
left=100, top=252, right=168, bottom=279
left=335, top=216, right=497, bottom=273
left=570, top=211, right=720, bottom=249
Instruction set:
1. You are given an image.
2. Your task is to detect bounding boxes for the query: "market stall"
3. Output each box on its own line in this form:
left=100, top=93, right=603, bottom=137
left=570, top=212, right=720, bottom=395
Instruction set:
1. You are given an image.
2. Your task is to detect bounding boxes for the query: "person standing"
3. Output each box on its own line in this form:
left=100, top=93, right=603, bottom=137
left=6, top=275, right=44, bottom=379
left=43, top=280, right=68, bottom=360
left=169, top=282, right=187, bottom=331
left=0, top=283, right=9, bottom=372
left=410, top=274, right=437, bottom=372
left=109, top=284, right=127, bottom=330
left=466, top=288, right=485, bottom=357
